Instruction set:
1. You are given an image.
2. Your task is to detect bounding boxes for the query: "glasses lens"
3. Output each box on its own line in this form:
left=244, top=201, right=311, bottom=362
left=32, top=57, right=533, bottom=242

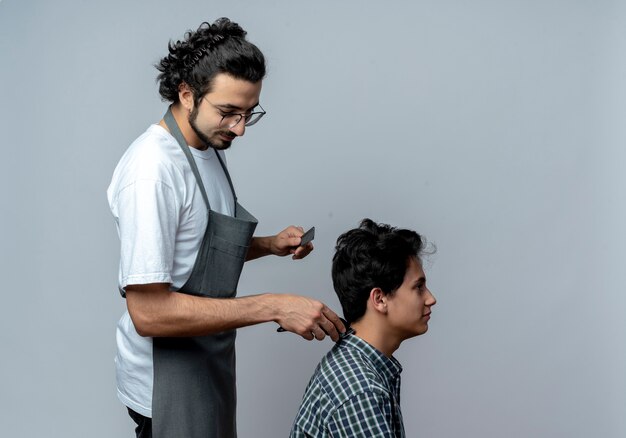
left=244, top=112, right=265, bottom=127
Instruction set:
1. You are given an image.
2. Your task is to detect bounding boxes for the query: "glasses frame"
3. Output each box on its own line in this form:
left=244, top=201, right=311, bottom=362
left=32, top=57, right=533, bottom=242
left=203, top=97, right=266, bottom=129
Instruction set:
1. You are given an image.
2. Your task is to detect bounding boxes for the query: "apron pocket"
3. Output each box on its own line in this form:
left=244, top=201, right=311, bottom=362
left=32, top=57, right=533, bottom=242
left=210, top=234, right=249, bottom=259
left=203, top=235, right=250, bottom=297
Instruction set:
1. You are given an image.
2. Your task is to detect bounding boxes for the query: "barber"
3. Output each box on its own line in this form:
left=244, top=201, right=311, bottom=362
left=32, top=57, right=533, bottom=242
left=107, top=18, right=345, bottom=438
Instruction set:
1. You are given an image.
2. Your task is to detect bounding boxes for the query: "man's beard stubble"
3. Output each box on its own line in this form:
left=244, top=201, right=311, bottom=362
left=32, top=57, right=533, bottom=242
left=188, top=106, right=235, bottom=151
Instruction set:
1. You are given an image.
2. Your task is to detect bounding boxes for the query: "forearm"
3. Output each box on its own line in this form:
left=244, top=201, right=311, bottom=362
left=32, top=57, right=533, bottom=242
left=127, top=284, right=278, bottom=337
left=126, top=282, right=345, bottom=340
left=245, top=236, right=273, bottom=261
left=246, top=227, right=313, bottom=261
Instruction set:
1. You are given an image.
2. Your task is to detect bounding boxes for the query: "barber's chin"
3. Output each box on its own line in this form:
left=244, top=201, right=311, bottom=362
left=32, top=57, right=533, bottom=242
left=213, top=136, right=233, bottom=150
left=204, top=137, right=232, bottom=150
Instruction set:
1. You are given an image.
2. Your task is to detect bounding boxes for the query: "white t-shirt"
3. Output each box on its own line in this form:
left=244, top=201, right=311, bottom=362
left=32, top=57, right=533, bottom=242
left=107, top=124, right=234, bottom=417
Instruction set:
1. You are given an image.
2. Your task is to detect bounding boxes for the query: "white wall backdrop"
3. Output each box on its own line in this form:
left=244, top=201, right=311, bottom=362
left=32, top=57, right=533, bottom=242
left=1, top=1, right=624, bottom=437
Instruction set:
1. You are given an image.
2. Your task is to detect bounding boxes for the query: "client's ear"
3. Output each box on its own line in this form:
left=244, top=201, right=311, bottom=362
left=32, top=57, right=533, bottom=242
left=369, top=288, right=388, bottom=314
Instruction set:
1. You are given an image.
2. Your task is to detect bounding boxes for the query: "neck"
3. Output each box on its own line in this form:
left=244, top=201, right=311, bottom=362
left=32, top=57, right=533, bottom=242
left=159, top=103, right=205, bottom=149
left=351, top=317, right=401, bottom=358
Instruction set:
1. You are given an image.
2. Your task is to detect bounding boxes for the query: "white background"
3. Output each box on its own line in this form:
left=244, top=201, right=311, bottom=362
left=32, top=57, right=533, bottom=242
left=1, top=1, right=624, bottom=437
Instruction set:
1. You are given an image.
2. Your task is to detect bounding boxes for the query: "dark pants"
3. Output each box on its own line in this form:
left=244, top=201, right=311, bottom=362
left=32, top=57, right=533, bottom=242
left=127, top=408, right=152, bottom=438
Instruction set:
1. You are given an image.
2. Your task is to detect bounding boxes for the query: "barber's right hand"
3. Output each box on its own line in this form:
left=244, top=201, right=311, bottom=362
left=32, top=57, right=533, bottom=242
left=272, top=294, right=346, bottom=342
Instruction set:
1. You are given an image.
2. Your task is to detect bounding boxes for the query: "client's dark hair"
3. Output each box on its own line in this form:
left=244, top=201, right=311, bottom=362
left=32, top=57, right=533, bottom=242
left=156, top=17, right=266, bottom=105
left=332, top=219, right=426, bottom=324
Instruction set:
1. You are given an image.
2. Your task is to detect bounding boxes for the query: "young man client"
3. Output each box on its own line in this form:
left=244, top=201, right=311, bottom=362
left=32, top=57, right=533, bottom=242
left=290, top=219, right=437, bottom=437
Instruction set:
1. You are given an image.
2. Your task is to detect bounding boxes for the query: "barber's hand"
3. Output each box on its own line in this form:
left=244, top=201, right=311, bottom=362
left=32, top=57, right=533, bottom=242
left=273, top=294, right=346, bottom=342
left=270, top=226, right=314, bottom=260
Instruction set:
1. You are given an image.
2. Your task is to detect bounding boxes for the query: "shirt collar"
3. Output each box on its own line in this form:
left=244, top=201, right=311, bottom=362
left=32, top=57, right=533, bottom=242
left=340, top=329, right=403, bottom=381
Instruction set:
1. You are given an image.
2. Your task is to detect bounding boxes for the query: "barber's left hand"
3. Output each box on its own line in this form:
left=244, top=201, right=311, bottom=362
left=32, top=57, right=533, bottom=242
left=271, top=226, right=314, bottom=260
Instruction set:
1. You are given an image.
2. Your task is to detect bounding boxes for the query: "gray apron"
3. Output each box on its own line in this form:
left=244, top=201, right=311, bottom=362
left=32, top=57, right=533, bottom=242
left=152, top=108, right=257, bottom=438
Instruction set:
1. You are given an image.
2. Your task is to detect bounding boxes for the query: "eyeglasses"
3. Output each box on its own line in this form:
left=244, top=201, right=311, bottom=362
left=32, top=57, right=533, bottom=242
left=203, top=97, right=266, bottom=129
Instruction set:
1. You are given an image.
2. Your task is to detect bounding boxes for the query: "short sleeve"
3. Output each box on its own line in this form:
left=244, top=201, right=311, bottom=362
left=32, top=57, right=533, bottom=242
left=116, top=178, right=180, bottom=290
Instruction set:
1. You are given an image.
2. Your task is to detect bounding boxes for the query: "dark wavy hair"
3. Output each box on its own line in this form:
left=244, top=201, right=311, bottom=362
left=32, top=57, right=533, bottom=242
left=332, top=219, right=428, bottom=324
left=155, top=18, right=266, bottom=104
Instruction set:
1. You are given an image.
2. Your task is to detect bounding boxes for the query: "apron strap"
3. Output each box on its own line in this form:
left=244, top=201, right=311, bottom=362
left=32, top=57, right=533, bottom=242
left=163, top=106, right=239, bottom=212
left=213, top=149, right=238, bottom=205
left=163, top=107, right=211, bottom=210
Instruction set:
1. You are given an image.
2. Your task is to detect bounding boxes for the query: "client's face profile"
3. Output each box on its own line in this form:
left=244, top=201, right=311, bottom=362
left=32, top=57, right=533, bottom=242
left=385, top=257, right=437, bottom=339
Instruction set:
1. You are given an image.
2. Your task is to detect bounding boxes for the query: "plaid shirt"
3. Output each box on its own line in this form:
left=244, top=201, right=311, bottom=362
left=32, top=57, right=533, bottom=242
left=290, top=330, right=405, bottom=437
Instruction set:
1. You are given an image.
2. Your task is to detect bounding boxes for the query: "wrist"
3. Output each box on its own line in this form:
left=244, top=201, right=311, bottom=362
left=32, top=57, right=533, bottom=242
left=258, top=293, right=282, bottom=323
left=258, top=236, right=275, bottom=256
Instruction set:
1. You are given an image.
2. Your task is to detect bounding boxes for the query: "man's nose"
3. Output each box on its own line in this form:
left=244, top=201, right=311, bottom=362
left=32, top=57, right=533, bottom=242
left=230, top=121, right=246, bottom=137
left=427, top=289, right=437, bottom=306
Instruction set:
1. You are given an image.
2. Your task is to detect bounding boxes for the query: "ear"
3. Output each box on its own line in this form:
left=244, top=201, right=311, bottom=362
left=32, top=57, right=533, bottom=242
left=369, top=287, right=388, bottom=315
left=178, top=82, right=195, bottom=112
